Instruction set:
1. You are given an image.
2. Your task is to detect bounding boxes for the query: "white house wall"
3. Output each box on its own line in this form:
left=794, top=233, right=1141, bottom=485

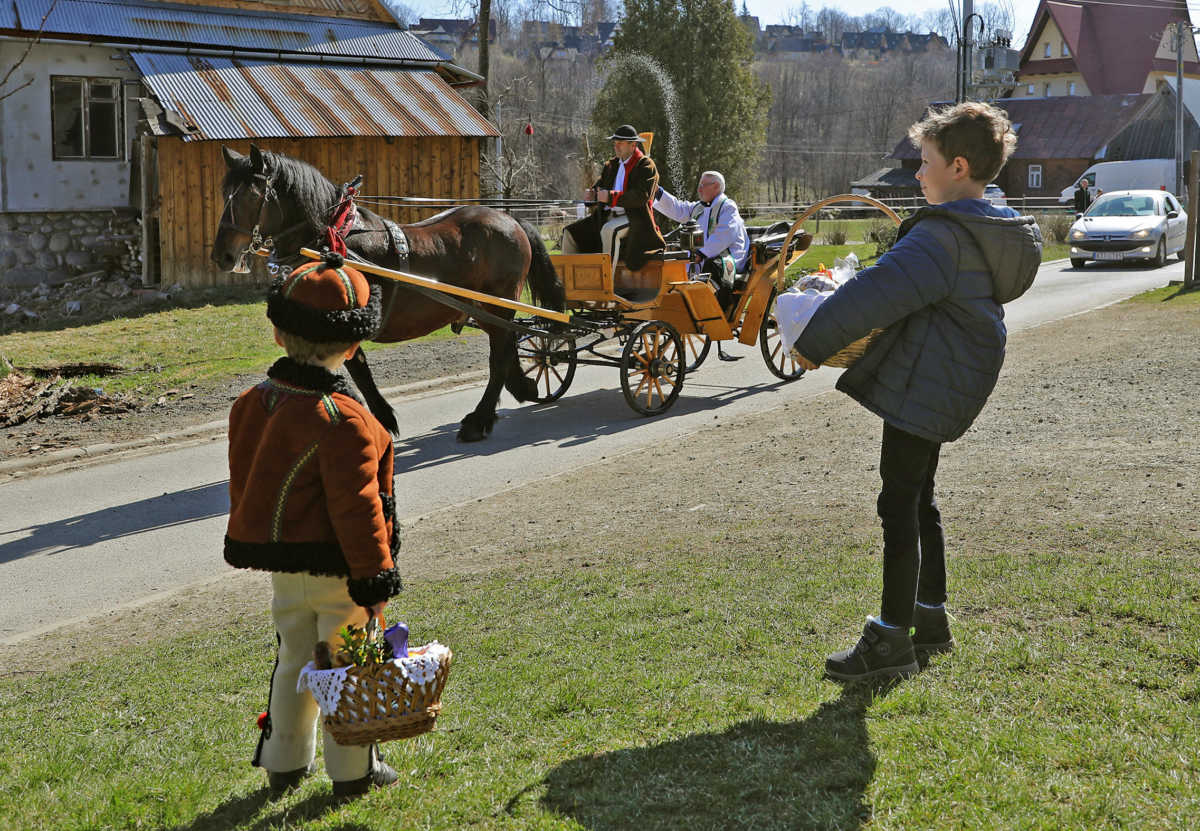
left=0, top=40, right=140, bottom=212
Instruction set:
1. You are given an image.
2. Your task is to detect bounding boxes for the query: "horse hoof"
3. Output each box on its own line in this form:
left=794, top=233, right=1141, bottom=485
left=458, top=412, right=495, bottom=442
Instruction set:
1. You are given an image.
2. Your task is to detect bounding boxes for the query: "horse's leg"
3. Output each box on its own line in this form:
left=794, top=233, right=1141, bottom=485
left=458, top=324, right=514, bottom=442
left=345, top=347, right=399, bottom=435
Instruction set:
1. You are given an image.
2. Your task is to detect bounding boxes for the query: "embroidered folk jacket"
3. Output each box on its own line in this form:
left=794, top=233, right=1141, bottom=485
left=224, top=358, right=402, bottom=607
left=593, top=151, right=666, bottom=270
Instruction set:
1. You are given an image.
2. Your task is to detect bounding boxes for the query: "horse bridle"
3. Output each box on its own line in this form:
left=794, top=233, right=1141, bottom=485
left=218, top=171, right=312, bottom=264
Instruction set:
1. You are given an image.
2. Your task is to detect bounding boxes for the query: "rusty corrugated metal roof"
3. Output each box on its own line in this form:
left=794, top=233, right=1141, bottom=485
left=11, top=0, right=451, bottom=63
left=133, top=52, right=499, bottom=141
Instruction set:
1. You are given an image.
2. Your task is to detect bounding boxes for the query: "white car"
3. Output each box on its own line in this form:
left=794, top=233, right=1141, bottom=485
left=1068, top=189, right=1187, bottom=268
left=984, top=183, right=1007, bottom=207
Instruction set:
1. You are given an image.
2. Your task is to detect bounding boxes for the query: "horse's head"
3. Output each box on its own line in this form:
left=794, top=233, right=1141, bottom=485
left=212, top=144, right=276, bottom=272
left=212, top=145, right=342, bottom=273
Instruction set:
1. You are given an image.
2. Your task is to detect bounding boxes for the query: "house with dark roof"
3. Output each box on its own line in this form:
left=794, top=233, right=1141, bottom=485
left=411, top=17, right=498, bottom=53
left=0, top=0, right=495, bottom=287
left=1012, top=0, right=1199, bottom=99
left=870, top=86, right=1198, bottom=200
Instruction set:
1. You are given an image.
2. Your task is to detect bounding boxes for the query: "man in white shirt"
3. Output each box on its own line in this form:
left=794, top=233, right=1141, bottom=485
left=654, top=170, right=751, bottom=358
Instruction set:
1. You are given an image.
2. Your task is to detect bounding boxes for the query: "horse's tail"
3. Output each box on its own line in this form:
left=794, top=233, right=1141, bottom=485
left=518, top=219, right=565, bottom=312
left=345, top=347, right=399, bottom=436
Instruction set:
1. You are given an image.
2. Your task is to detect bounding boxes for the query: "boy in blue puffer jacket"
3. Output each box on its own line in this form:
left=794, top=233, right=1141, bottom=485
left=792, top=101, right=1043, bottom=682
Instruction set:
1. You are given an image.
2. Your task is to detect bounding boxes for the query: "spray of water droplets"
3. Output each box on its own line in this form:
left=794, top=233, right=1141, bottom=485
left=602, top=52, right=683, bottom=190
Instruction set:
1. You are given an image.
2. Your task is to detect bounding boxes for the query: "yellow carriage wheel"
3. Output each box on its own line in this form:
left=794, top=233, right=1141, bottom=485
left=620, top=320, right=686, bottom=415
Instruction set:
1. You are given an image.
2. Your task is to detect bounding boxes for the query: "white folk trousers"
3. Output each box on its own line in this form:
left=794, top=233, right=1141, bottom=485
left=258, top=572, right=373, bottom=781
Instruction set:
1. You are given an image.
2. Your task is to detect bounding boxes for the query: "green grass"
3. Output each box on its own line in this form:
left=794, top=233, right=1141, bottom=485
left=0, top=294, right=477, bottom=396
left=788, top=243, right=880, bottom=276
left=1, top=518, right=1196, bottom=830
left=1131, top=283, right=1200, bottom=305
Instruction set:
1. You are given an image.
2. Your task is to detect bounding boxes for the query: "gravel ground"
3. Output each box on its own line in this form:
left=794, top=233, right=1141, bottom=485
left=1, top=296, right=1197, bottom=672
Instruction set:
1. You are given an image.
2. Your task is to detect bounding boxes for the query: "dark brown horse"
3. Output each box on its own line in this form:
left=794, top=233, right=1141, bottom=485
left=211, top=145, right=564, bottom=441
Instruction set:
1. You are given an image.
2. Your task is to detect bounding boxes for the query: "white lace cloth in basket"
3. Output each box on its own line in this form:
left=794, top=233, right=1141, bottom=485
left=297, top=642, right=450, bottom=718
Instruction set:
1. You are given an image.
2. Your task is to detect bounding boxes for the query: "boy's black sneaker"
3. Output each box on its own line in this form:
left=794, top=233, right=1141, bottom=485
left=825, top=618, right=919, bottom=682
left=332, top=746, right=399, bottom=802
left=912, top=604, right=954, bottom=662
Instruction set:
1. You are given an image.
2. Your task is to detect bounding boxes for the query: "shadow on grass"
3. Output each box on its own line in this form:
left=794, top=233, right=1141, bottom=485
left=166, top=784, right=372, bottom=831
left=537, top=685, right=882, bottom=830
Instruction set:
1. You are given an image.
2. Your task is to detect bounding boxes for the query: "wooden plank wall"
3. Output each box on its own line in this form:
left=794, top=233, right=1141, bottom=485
left=156, top=135, right=482, bottom=287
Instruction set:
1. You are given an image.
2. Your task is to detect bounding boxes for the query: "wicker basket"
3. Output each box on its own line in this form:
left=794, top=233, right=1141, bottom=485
left=818, top=328, right=884, bottom=368
left=299, top=643, right=453, bottom=746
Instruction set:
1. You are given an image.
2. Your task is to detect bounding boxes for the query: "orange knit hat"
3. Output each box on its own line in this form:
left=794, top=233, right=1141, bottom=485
left=266, top=251, right=381, bottom=343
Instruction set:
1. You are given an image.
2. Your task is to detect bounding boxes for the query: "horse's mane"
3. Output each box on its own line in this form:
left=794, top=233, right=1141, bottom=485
left=223, top=150, right=340, bottom=231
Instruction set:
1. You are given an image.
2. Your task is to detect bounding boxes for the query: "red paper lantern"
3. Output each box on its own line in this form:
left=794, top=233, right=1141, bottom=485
left=524, top=122, right=534, bottom=136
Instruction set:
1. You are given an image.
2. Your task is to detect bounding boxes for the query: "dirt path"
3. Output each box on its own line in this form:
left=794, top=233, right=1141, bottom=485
left=0, top=335, right=490, bottom=466
left=2, top=296, right=1197, bottom=674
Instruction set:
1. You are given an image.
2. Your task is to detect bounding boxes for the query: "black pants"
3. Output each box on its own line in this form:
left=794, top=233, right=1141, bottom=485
left=877, top=422, right=946, bottom=628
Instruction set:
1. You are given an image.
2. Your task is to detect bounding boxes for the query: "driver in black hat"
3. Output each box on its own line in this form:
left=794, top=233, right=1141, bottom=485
left=562, top=124, right=665, bottom=272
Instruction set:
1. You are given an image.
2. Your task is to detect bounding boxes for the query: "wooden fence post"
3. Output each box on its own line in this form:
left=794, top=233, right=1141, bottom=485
left=1186, top=150, right=1200, bottom=288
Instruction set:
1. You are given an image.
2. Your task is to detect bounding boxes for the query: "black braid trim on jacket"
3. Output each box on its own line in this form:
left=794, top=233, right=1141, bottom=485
left=380, top=492, right=401, bottom=559
left=347, top=567, right=404, bottom=607
left=225, top=537, right=403, bottom=606
left=225, top=536, right=353, bottom=577
left=267, top=357, right=365, bottom=405
left=267, top=279, right=382, bottom=343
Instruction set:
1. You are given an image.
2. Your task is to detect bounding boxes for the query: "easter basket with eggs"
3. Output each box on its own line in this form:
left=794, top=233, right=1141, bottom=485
left=297, top=619, right=453, bottom=745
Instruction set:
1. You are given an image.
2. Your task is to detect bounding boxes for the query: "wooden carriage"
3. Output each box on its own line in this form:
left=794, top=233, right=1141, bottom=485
left=512, top=194, right=901, bottom=415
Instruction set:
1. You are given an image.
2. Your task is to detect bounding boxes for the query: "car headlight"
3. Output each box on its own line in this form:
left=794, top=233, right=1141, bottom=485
left=1070, top=229, right=1086, bottom=240
left=1132, top=229, right=1150, bottom=238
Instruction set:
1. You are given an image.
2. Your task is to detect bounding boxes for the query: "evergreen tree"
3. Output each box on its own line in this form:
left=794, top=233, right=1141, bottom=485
left=593, top=0, right=769, bottom=199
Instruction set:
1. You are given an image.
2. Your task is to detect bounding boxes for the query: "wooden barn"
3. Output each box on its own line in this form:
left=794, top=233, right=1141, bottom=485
left=0, top=0, right=497, bottom=288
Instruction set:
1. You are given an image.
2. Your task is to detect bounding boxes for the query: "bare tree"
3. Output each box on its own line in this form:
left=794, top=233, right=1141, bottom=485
left=0, top=0, right=60, bottom=103
left=862, top=7, right=907, bottom=32
left=378, top=0, right=419, bottom=26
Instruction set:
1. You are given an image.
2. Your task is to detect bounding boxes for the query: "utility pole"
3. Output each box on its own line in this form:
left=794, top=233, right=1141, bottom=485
left=958, top=0, right=974, bottom=102
left=1175, top=21, right=1185, bottom=198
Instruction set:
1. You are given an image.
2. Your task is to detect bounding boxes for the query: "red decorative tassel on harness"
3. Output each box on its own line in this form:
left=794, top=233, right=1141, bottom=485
left=324, top=178, right=360, bottom=256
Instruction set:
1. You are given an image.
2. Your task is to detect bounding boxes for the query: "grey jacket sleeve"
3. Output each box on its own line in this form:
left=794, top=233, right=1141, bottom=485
left=793, top=222, right=958, bottom=364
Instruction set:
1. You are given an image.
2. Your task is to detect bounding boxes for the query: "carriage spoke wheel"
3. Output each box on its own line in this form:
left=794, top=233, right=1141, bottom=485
left=517, top=332, right=577, bottom=402
left=759, top=289, right=807, bottom=381
left=684, top=334, right=712, bottom=374
left=620, top=321, right=686, bottom=416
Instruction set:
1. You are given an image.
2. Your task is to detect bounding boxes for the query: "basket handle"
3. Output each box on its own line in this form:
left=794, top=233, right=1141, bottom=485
left=777, top=194, right=903, bottom=287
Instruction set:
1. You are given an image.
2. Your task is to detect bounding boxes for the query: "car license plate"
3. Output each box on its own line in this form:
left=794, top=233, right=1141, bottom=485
left=1094, top=251, right=1123, bottom=261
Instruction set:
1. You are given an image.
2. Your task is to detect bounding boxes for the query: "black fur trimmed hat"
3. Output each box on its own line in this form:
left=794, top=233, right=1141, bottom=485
left=266, top=251, right=381, bottom=343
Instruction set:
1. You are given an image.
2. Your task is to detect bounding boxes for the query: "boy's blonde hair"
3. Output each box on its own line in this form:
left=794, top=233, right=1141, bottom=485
left=907, top=101, right=1017, bottom=184
left=276, top=329, right=357, bottom=363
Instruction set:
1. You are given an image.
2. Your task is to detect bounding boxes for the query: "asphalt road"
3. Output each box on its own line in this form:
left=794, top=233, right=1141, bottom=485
left=0, top=259, right=1182, bottom=643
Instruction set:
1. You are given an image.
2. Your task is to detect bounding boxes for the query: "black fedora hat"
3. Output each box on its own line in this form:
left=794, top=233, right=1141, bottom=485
left=607, top=124, right=644, bottom=142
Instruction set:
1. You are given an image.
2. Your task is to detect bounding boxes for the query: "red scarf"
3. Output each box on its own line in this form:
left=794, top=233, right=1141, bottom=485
left=609, top=147, right=644, bottom=207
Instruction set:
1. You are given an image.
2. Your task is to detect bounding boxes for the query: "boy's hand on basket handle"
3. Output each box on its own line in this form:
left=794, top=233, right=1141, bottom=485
left=365, top=601, right=387, bottom=627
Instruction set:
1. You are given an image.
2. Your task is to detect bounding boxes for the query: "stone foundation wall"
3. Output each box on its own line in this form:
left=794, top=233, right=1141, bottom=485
left=0, top=210, right=141, bottom=288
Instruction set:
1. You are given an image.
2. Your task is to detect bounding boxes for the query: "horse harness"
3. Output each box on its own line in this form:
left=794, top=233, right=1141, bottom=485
left=219, top=171, right=312, bottom=257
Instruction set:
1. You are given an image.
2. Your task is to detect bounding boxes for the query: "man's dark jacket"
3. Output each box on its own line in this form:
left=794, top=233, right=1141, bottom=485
left=565, top=151, right=665, bottom=270
left=1073, top=185, right=1092, bottom=214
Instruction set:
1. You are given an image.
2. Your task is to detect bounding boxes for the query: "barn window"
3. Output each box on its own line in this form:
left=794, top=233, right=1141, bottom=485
left=51, top=76, right=122, bottom=160
left=1068, top=82, right=1076, bottom=95
left=1028, top=164, right=1043, bottom=189
left=1027, top=83, right=1035, bottom=95
left=1062, top=42, right=1070, bottom=57
left=1043, top=42, right=1050, bottom=57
